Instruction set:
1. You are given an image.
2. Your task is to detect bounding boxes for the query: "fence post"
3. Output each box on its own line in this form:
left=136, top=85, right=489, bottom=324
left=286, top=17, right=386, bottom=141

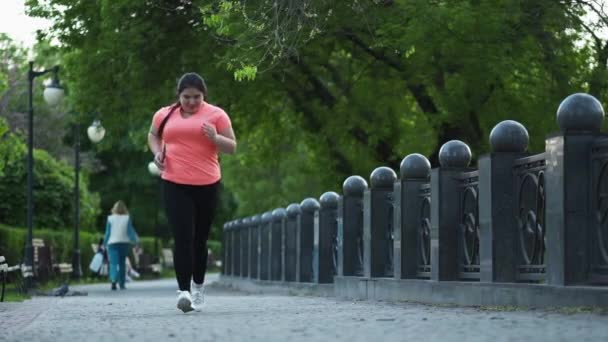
left=298, top=198, right=320, bottom=282
left=271, top=208, right=286, bottom=281
left=479, top=120, right=529, bottom=283
left=260, top=211, right=273, bottom=280
left=364, top=167, right=397, bottom=278
left=284, top=203, right=301, bottom=282
left=431, top=140, right=472, bottom=281
left=545, top=93, right=604, bottom=285
left=240, top=217, right=251, bottom=278
left=227, top=221, right=234, bottom=276
left=394, top=154, right=431, bottom=279
left=314, top=191, right=339, bottom=283
left=250, top=214, right=261, bottom=279
left=338, top=176, right=368, bottom=277
left=233, top=219, right=242, bottom=277
left=223, top=222, right=230, bottom=276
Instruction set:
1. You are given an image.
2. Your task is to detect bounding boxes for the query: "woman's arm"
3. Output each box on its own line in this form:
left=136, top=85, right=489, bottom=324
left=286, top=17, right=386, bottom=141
left=215, top=127, right=237, bottom=154
left=203, top=124, right=237, bottom=154
left=127, top=218, right=140, bottom=244
left=148, top=123, right=165, bottom=169
left=103, top=219, right=111, bottom=248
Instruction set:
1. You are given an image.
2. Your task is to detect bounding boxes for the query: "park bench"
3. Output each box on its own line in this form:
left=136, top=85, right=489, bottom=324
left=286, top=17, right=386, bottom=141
left=33, top=239, right=53, bottom=281
left=32, top=239, right=73, bottom=280
left=1, top=255, right=6, bottom=302
left=0, top=240, right=73, bottom=302
left=134, top=252, right=162, bottom=275
left=0, top=255, right=31, bottom=302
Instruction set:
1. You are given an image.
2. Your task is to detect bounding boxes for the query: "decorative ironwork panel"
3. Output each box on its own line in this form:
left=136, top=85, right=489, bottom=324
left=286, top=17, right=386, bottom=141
left=234, top=228, right=241, bottom=276
left=417, top=183, right=431, bottom=279
left=592, top=137, right=608, bottom=283
left=514, top=153, right=547, bottom=282
left=458, top=171, right=480, bottom=280
left=259, top=223, right=270, bottom=280
left=332, top=217, right=339, bottom=276
left=250, top=226, right=259, bottom=277
left=242, top=227, right=249, bottom=276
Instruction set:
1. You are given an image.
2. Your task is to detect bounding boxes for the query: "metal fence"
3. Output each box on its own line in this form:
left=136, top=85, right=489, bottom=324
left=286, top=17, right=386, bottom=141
left=223, top=93, right=607, bottom=287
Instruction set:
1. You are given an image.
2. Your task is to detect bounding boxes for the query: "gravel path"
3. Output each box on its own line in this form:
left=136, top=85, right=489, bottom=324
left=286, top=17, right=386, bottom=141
left=1, top=274, right=607, bottom=342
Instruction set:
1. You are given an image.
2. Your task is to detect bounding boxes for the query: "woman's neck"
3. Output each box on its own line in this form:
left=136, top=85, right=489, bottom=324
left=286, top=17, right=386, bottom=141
left=180, top=107, right=197, bottom=117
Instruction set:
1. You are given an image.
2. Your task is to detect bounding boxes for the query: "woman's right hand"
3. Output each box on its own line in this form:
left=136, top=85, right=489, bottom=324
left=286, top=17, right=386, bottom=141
left=154, top=151, right=165, bottom=170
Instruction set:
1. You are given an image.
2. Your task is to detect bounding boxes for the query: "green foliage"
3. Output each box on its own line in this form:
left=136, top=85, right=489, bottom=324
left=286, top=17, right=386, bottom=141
left=21, top=0, right=608, bottom=225
left=0, top=117, right=100, bottom=230
left=0, top=33, right=28, bottom=95
left=233, top=65, right=257, bottom=81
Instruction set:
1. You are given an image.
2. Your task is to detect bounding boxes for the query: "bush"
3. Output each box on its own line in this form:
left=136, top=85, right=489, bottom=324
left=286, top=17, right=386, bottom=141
left=0, top=117, right=100, bottom=230
left=0, top=224, right=163, bottom=278
left=0, top=224, right=100, bottom=276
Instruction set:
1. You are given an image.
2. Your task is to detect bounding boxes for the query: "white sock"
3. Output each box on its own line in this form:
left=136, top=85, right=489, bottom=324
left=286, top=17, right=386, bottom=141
left=193, top=282, right=204, bottom=289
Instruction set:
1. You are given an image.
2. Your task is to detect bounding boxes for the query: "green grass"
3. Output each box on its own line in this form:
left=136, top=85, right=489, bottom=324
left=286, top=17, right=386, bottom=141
left=1, top=283, right=30, bottom=302
left=160, top=268, right=176, bottom=279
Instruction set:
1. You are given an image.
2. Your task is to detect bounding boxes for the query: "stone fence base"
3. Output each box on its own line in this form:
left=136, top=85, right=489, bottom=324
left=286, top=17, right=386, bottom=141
left=218, top=276, right=334, bottom=297
left=334, top=276, right=608, bottom=308
left=218, top=275, right=608, bottom=308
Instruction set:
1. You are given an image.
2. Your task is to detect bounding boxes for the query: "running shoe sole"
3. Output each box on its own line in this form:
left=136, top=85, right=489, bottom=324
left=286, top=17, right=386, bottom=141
left=177, top=297, right=194, bottom=313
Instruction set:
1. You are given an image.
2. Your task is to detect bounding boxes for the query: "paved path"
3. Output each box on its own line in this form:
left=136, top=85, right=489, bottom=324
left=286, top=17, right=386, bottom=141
left=1, top=275, right=608, bottom=342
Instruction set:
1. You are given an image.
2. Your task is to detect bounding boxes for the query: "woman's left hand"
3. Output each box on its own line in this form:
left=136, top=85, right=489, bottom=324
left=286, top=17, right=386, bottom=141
left=202, top=123, right=217, bottom=143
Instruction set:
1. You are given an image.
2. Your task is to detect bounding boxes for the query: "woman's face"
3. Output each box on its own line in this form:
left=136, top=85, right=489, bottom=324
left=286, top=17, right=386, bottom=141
left=179, top=87, right=204, bottom=113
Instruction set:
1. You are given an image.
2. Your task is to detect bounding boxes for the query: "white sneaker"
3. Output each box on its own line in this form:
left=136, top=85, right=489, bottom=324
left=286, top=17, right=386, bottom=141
left=176, top=290, right=194, bottom=313
left=191, top=283, right=205, bottom=311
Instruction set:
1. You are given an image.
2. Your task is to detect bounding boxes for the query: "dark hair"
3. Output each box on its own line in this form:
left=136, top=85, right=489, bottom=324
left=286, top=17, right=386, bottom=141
left=157, top=72, right=208, bottom=138
left=177, top=72, right=207, bottom=98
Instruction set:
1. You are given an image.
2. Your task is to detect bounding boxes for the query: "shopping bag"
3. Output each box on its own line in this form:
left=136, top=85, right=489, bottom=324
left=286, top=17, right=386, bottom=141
left=88, top=252, right=104, bottom=273
left=99, top=262, right=108, bottom=276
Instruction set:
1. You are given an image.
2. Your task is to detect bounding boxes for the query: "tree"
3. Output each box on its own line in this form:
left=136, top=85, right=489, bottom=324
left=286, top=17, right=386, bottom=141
left=23, top=0, right=607, bottom=222
left=203, top=0, right=590, bottom=161
left=25, top=0, right=245, bottom=234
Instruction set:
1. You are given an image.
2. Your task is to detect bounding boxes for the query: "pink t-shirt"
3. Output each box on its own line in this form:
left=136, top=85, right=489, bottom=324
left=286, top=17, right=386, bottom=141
left=152, top=102, right=232, bottom=185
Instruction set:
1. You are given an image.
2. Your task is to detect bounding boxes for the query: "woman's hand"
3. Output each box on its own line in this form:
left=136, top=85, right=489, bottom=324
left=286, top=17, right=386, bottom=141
left=154, top=151, right=165, bottom=170
left=202, top=123, right=217, bottom=143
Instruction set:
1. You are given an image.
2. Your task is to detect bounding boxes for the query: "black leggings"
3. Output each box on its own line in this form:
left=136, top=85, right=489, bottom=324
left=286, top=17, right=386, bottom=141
left=162, top=179, right=220, bottom=291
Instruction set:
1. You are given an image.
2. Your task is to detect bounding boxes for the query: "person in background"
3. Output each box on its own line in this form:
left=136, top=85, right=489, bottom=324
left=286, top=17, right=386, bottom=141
left=147, top=72, right=237, bottom=313
left=125, top=255, right=140, bottom=282
left=103, top=200, right=139, bottom=290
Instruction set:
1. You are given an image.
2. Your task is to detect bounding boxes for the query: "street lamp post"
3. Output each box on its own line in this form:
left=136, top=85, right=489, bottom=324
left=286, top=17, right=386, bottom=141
left=72, top=122, right=81, bottom=279
left=148, top=162, right=162, bottom=258
left=25, top=62, right=64, bottom=288
left=72, top=119, right=106, bottom=279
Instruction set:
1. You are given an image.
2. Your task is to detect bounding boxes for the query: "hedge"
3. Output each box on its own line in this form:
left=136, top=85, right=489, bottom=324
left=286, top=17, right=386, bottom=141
left=0, top=224, right=222, bottom=276
left=0, top=224, right=160, bottom=277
